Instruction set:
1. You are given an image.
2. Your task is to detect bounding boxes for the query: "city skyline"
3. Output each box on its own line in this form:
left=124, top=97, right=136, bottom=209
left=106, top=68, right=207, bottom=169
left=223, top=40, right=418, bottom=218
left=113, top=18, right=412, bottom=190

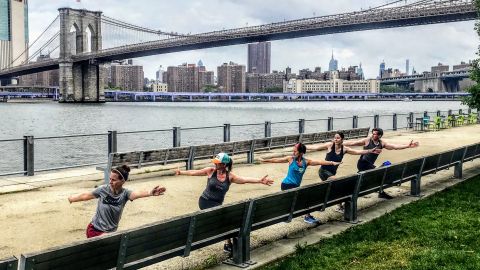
left=22, top=1, right=478, bottom=79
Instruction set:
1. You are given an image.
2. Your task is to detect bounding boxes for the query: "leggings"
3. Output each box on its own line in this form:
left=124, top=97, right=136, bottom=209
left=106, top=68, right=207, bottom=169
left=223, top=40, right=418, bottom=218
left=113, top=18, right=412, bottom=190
left=198, top=196, right=222, bottom=210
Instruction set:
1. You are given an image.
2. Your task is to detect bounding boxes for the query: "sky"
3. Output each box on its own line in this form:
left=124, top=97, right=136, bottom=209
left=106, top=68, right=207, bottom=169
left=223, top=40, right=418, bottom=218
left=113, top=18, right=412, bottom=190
left=27, top=0, right=478, bottom=79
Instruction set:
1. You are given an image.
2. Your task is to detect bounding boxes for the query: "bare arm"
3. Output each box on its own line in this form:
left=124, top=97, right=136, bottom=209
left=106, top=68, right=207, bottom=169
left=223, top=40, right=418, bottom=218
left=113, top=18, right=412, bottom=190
left=230, top=173, right=274, bottom=186
left=307, top=159, right=342, bottom=166
left=175, top=167, right=213, bottom=176
left=383, top=140, right=419, bottom=150
left=68, top=192, right=96, bottom=203
left=307, top=142, right=332, bottom=151
left=343, top=137, right=369, bottom=147
left=260, top=156, right=292, bottom=163
left=345, top=146, right=382, bottom=155
left=129, top=186, right=166, bottom=201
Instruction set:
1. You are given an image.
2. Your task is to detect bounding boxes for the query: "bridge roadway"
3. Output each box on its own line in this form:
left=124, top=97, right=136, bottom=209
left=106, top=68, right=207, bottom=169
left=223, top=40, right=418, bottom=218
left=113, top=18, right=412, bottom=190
left=0, top=0, right=476, bottom=78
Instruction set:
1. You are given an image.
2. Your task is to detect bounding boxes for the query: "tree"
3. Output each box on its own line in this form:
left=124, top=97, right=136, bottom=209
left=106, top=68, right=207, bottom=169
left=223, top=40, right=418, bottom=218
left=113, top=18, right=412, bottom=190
left=463, top=0, right=480, bottom=110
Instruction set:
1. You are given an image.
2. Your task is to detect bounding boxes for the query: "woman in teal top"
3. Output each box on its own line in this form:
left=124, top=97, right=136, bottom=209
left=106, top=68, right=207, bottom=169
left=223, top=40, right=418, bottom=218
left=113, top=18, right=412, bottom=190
left=262, top=142, right=341, bottom=224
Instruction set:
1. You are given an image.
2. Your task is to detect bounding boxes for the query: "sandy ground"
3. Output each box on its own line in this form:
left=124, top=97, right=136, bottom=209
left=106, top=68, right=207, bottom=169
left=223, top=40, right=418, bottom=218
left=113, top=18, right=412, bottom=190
left=0, top=125, right=479, bottom=268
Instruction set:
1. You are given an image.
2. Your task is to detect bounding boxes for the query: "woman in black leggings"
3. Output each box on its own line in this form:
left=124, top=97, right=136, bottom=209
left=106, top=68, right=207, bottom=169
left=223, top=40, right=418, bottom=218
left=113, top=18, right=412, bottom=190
left=175, top=152, right=273, bottom=253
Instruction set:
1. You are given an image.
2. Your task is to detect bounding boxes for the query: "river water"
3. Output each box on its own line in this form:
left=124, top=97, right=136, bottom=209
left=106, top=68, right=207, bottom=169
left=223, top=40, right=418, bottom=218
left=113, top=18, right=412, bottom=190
left=0, top=101, right=470, bottom=174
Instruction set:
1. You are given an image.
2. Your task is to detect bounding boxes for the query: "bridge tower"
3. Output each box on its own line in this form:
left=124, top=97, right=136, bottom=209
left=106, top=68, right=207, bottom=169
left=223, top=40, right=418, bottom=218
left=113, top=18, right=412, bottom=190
left=58, top=8, right=105, bottom=102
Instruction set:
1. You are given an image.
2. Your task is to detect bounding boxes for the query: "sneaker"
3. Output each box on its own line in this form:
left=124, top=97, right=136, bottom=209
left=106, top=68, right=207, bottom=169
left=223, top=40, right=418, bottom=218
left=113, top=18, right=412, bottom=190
left=303, top=215, right=318, bottom=224
left=223, top=243, right=233, bottom=253
left=378, top=191, right=394, bottom=200
left=335, top=203, right=345, bottom=213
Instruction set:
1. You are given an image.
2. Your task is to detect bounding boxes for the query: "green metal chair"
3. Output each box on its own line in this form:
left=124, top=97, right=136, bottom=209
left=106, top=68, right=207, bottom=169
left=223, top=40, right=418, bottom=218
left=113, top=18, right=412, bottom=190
left=468, top=113, right=478, bottom=125
left=456, top=115, right=465, bottom=126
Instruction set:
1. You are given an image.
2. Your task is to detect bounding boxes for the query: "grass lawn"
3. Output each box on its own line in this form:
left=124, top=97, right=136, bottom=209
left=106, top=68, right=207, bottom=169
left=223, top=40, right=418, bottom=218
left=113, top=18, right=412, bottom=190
left=261, top=175, right=480, bottom=270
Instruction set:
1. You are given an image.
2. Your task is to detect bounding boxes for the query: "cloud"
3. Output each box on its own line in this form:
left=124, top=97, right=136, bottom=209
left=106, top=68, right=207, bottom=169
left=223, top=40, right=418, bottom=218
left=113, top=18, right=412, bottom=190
left=26, top=0, right=477, bottom=79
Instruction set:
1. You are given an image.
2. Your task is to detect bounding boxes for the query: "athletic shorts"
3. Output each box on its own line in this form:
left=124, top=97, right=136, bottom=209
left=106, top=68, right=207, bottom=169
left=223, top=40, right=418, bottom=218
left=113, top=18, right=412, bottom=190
left=198, top=196, right=222, bottom=210
left=357, top=159, right=376, bottom=172
left=319, top=168, right=335, bottom=181
left=281, top=182, right=299, bottom=191
left=86, top=223, right=105, bottom=239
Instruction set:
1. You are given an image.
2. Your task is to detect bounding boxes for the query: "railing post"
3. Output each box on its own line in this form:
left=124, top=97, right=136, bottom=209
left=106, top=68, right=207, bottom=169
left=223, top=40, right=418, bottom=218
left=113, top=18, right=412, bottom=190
left=173, top=127, right=181, bottom=147
left=353, top=115, right=358, bottom=129
left=424, top=111, right=428, bottom=118
left=327, top=117, right=333, bottom=131
left=264, top=121, right=271, bottom=138
left=247, top=140, right=255, bottom=164
left=223, top=123, right=231, bottom=142
left=23, top=135, right=34, bottom=176
left=108, top=130, right=117, bottom=155
left=393, top=113, right=397, bottom=131
left=374, top=114, right=379, bottom=129
left=298, top=119, right=305, bottom=134
left=436, top=110, right=441, bottom=117
left=448, top=109, right=452, bottom=116
left=411, top=157, right=426, bottom=196
left=408, top=112, right=414, bottom=129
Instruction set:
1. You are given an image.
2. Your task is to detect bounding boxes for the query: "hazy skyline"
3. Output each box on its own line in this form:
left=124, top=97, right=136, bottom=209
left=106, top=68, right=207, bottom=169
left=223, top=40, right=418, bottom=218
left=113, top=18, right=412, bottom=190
left=27, top=0, right=477, bottom=79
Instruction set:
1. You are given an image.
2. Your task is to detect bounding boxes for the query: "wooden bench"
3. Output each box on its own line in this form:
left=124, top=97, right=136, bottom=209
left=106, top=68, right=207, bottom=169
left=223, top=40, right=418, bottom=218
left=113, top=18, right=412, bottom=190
left=97, top=127, right=370, bottom=183
left=0, top=257, right=17, bottom=270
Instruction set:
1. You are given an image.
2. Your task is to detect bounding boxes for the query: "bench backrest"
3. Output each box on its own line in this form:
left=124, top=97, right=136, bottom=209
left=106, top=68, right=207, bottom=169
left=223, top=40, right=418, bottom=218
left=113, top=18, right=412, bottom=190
left=0, top=257, right=17, bottom=270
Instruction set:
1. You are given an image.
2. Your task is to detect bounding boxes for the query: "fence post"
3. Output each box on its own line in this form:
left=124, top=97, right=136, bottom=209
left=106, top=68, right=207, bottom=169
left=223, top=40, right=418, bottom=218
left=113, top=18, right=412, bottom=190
left=298, top=119, right=305, bottom=134
left=374, top=114, right=379, bottom=129
left=411, top=157, right=426, bottom=196
left=173, top=127, right=181, bottom=147
left=393, top=113, right=397, bottom=131
left=223, top=124, right=231, bottom=142
left=327, top=117, right=333, bottom=131
left=247, top=140, right=255, bottom=164
left=108, top=130, right=117, bottom=155
left=408, top=112, right=414, bottom=129
left=23, top=136, right=34, bottom=176
left=353, top=115, right=358, bottom=128
left=264, top=121, right=271, bottom=138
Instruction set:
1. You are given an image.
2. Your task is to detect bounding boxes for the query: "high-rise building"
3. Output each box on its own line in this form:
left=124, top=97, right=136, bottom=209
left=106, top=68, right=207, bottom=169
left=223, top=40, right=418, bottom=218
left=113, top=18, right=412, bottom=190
left=379, top=60, right=386, bottom=78
left=1, top=0, right=29, bottom=84
left=248, top=42, right=271, bottom=74
left=166, top=63, right=214, bottom=92
left=406, top=59, right=410, bottom=76
left=155, top=65, right=164, bottom=82
left=328, top=51, right=338, bottom=71
left=18, top=53, right=59, bottom=86
left=110, top=61, right=144, bottom=91
left=217, top=62, right=245, bottom=93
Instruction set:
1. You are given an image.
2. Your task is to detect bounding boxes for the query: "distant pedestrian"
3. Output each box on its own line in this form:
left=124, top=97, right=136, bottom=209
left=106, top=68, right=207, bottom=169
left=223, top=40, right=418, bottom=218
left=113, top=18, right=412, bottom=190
left=68, top=164, right=166, bottom=238
left=345, top=128, right=419, bottom=199
left=261, top=142, right=341, bottom=224
left=175, top=152, right=273, bottom=253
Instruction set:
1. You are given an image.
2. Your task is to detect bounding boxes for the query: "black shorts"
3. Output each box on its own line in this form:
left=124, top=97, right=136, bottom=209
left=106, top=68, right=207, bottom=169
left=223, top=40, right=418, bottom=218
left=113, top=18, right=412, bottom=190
left=357, top=159, right=376, bottom=172
left=281, top=182, right=299, bottom=191
left=198, top=196, right=222, bottom=210
left=319, top=168, right=335, bottom=181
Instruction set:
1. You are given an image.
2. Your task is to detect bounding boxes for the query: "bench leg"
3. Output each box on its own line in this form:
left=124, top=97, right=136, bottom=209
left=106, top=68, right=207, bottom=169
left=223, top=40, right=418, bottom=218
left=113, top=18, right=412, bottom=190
left=454, top=162, right=463, bottom=179
left=344, top=199, right=358, bottom=224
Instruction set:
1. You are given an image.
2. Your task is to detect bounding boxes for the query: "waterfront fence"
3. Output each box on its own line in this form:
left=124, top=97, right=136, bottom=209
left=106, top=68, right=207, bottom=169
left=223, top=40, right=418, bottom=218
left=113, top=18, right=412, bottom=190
left=10, top=141, right=480, bottom=270
left=0, top=108, right=476, bottom=177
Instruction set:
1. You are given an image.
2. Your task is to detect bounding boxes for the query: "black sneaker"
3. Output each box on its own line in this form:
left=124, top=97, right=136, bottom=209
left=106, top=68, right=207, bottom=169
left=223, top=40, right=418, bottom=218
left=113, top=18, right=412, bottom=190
left=378, top=191, right=394, bottom=200
left=223, top=243, right=233, bottom=253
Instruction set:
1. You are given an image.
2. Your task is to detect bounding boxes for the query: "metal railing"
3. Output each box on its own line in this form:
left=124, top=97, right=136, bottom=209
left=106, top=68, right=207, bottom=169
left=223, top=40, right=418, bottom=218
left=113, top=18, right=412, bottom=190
left=0, top=108, right=476, bottom=177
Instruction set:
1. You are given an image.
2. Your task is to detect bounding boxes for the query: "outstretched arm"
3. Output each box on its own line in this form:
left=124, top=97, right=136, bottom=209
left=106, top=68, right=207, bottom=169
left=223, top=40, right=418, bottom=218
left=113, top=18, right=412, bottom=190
left=343, top=137, right=369, bottom=147
left=68, top=192, right=95, bottom=203
left=307, top=142, right=332, bottom=151
left=307, top=159, right=342, bottom=166
left=230, top=173, right=274, bottom=186
left=175, top=167, right=213, bottom=176
left=129, top=186, right=166, bottom=201
left=383, top=140, right=419, bottom=150
left=260, top=156, right=291, bottom=163
left=345, top=146, right=382, bottom=155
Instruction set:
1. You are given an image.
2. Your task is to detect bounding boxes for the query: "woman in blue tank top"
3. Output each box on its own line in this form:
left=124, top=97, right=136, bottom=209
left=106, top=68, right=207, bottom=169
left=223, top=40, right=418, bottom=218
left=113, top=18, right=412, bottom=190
left=175, top=152, right=274, bottom=253
left=261, top=143, right=341, bottom=224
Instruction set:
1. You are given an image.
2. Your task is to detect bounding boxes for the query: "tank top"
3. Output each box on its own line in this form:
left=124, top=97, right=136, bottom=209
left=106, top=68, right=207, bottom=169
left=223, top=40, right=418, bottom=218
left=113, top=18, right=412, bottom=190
left=282, top=156, right=308, bottom=186
left=321, top=144, right=344, bottom=175
left=201, top=170, right=231, bottom=204
left=360, top=139, right=383, bottom=164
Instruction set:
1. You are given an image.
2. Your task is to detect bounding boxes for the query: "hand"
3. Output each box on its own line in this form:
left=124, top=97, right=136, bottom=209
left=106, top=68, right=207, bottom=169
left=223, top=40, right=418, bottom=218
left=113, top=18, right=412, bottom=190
left=331, top=161, right=342, bottom=166
left=370, top=148, right=382, bottom=154
left=150, top=186, right=166, bottom=196
left=175, top=167, right=181, bottom=176
left=409, top=140, right=419, bottom=148
left=260, top=175, right=274, bottom=186
left=68, top=196, right=73, bottom=204
left=258, top=157, right=266, bottom=163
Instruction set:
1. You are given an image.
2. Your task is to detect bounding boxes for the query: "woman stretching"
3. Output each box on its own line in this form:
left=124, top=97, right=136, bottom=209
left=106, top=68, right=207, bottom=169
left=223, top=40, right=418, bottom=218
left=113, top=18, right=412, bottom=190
left=175, top=152, right=274, bottom=253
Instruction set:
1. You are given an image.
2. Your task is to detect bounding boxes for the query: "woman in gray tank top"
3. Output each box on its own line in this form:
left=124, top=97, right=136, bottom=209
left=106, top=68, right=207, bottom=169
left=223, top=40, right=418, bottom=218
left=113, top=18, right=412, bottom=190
left=68, top=165, right=167, bottom=238
left=175, top=152, right=274, bottom=253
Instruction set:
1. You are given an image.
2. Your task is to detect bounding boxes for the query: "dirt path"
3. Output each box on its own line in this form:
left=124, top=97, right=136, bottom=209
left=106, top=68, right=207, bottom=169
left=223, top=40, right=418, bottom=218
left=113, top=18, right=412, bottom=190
left=0, top=125, right=479, bottom=263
